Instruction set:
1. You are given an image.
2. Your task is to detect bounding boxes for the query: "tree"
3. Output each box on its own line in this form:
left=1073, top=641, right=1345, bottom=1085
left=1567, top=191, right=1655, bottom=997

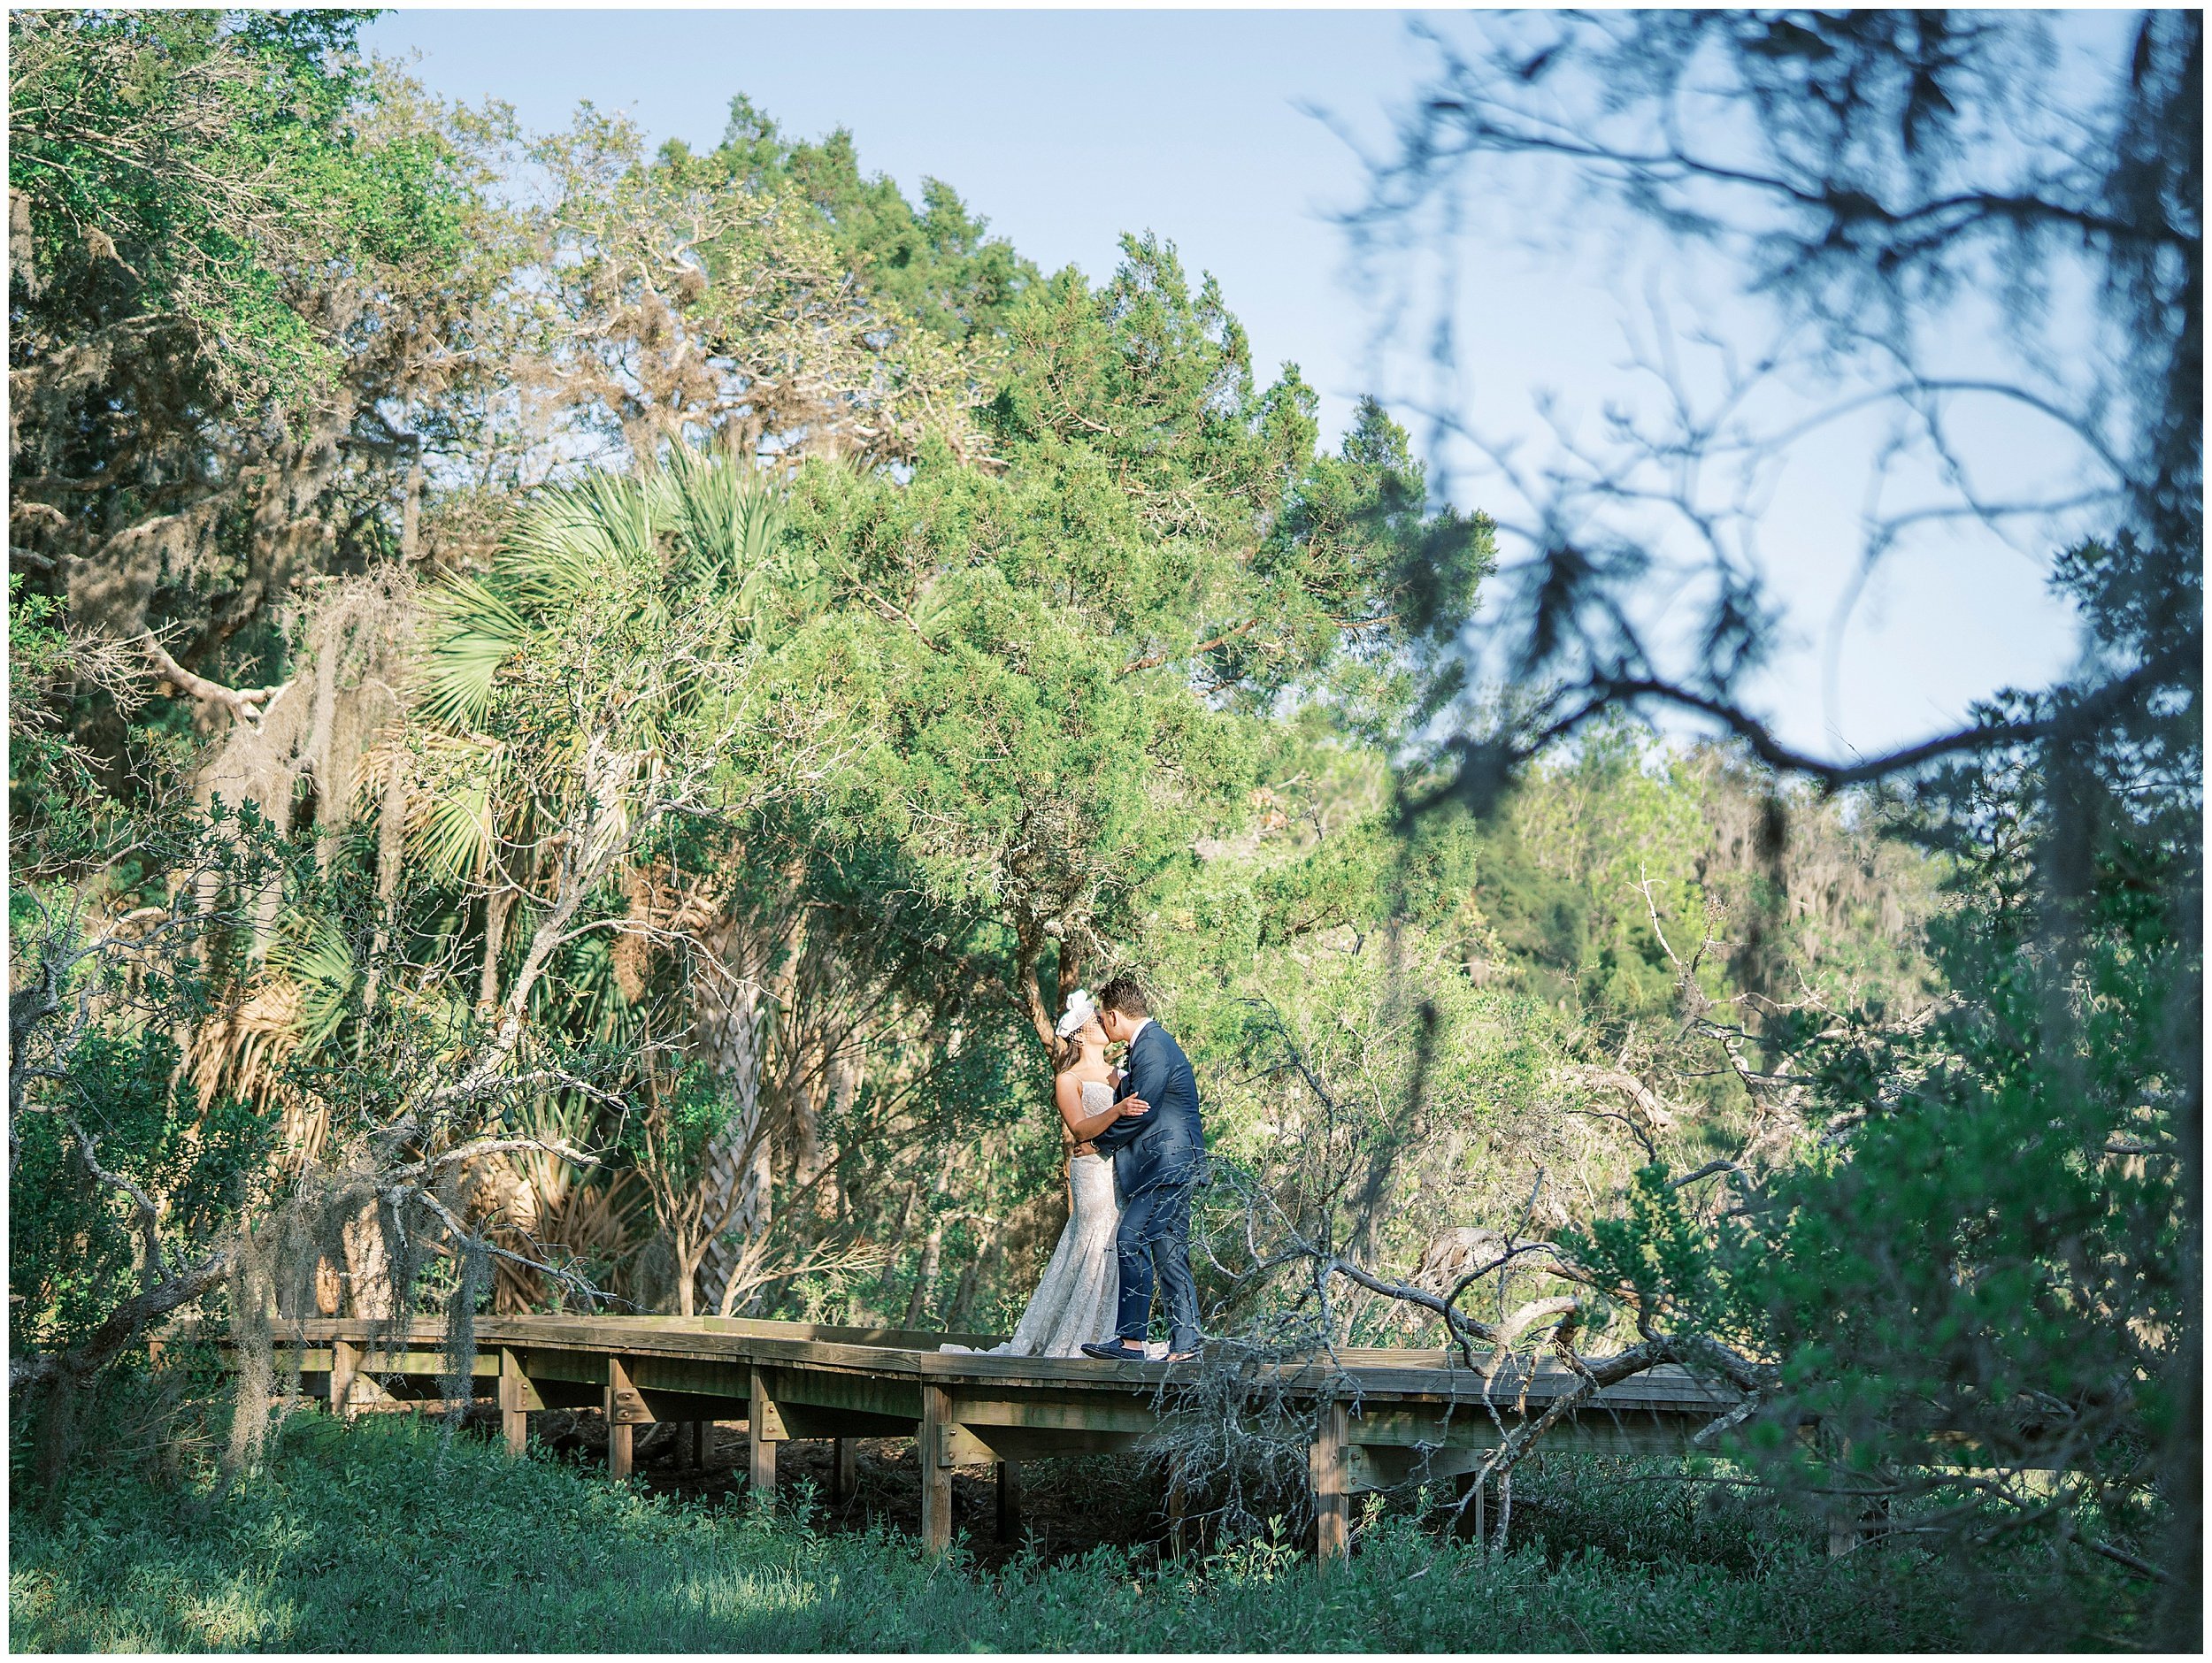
left=509, top=106, right=999, bottom=480
left=783, top=234, right=1496, bottom=1049
left=690, top=94, right=1038, bottom=345
left=9, top=11, right=514, bottom=732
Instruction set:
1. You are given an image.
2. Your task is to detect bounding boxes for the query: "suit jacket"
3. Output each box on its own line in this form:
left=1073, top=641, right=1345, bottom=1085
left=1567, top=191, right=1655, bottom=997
left=1092, top=1020, right=1205, bottom=1197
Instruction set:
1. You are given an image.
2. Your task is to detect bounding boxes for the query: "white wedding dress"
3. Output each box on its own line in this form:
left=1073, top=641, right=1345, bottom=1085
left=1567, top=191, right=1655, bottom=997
left=943, top=1080, right=1160, bottom=1359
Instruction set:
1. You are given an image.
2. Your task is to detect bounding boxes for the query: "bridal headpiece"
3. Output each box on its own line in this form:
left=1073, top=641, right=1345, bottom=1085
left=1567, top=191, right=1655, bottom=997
left=1055, top=988, right=1096, bottom=1039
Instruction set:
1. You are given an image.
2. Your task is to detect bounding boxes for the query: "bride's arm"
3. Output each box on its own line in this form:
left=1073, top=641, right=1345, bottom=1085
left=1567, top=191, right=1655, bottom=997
left=1056, top=1073, right=1122, bottom=1141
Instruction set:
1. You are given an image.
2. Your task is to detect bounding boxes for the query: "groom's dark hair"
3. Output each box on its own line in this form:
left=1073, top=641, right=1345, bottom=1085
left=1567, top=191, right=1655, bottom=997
left=1096, top=977, right=1148, bottom=1018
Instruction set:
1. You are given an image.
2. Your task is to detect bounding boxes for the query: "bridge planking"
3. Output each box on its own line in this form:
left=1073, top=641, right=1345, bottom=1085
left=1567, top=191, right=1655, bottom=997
left=190, top=1313, right=1741, bottom=1561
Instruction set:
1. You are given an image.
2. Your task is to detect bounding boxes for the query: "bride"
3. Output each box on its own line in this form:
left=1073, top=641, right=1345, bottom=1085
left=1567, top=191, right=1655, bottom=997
left=943, top=990, right=1155, bottom=1359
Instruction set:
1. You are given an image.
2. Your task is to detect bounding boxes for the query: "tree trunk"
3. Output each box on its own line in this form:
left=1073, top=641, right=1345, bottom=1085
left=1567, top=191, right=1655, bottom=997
left=905, top=1222, right=944, bottom=1330
left=341, top=1205, right=394, bottom=1319
left=694, top=930, right=772, bottom=1316
left=480, top=888, right=513, bottom=1008
left=363, top=755, right=408, bottom=1011
left=401, top=451, right=423, bottom=563
left=902, top=1147, right=958, bottom=1330
left=672, top=1232, right=703, bottom=1318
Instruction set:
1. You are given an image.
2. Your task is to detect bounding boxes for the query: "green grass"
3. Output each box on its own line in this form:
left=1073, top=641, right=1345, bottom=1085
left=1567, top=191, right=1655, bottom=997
left=8, top=1414, right=2073, bottom=1652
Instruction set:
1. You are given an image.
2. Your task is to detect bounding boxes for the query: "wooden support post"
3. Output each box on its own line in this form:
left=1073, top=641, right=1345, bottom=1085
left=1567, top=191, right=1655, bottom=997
left=919, top=1384, right=955, bottom=1556
left=689, top=1420, right=711, bottom=1470
left=606, top=1358, right=637, bottom=1481
left=995, top=1460, right=1023, bottom=1543
left=748, top=1371, right=780, bottom=1498
left=831, top=1437, right=856, bottom=1507
left=499, top=1348, right=528, bottom=1457
left=1166, top=1468, right=1190, bottom=1560
left=1452, top=1470, right=1486, bottom=1546
left=1310, top=1399, right=1349, bottom=1567
left=330, top=1338, right=360, bottom=1422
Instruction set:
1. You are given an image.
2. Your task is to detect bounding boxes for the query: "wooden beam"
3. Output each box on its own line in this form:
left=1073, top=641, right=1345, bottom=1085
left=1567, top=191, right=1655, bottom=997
left=607, top=1356, right=652, bottom=1427
left=774, top=1401, right=918, bottom=1441
left=625, top=1353, right=752, bottom=1402
left=949, top=1392, right=1157, bottom=1437
left=1312, top=1399, right=1350, bottom=1567
left=749, top=1371, right=780, bottom=1498
left=1454, top=1471, right=1486, bottom=1546
left=949, top=1425, right=1147, bottom=1462
left=625, top=1386, right=751, bottom=1424
left=919, top=1384, right=955, bottom=1555
left=996, top=1460, right=1022, bottom=1543
left=514, top=1348, right=613, bottom=1387
left=1347, top=1403, right=1699, bottom=1456
left=1347, top=1442, right=1494, bottom=1492
left=500, top=1348, right=529, bottom=1457
left=352, top=1349, right=500, bottom=1378
left=941, top=1424, right=997, bottom=1467
left=757, top=1364, right=922, bottom=1423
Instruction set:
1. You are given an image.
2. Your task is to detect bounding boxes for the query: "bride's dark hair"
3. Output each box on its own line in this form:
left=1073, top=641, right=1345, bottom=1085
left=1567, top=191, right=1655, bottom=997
left=1049, top=1032, right=1084, bottom=1074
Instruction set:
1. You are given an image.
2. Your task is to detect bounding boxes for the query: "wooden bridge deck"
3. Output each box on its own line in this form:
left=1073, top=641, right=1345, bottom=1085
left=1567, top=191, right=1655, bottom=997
left=212, top=1314, right=1740, bottom=1560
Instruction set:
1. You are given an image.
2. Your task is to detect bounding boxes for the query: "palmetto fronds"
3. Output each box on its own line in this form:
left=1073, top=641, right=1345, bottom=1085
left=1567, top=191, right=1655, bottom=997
left=417, top=574, right=530, bottom=732
left=422, top=450, right=790, bottom=750
left=404, top=449, right=795, bottom=901
left=263, top=912, right=362, bottom=1053
left=660, top=443, right=795, bottom=608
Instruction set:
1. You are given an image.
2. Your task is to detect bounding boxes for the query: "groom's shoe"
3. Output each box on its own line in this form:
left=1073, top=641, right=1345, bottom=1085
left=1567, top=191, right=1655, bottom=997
left=1079, top=1339, right=1148, bottom=1361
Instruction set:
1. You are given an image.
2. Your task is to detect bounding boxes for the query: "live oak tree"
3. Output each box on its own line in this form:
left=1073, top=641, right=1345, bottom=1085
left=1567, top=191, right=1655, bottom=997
left=8, top=11, right=513, bottom=734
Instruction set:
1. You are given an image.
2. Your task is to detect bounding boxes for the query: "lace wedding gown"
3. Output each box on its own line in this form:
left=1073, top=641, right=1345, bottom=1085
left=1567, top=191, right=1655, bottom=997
left=943, top=1080, right=1136, bottom=1359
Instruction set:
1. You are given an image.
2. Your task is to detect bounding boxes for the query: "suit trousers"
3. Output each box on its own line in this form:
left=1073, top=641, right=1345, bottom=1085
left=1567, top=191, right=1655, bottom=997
left=1113, top=1176, right=1199, bottom=1353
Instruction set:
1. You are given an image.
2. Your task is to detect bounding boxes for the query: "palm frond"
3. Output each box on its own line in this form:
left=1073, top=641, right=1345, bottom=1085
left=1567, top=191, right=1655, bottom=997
left=422, top=574, right=534, bottom=730
left=414, top=778, right=495, bottom=883
left=664, top=447, right=788, bottom=614
left=507, top=473, right=661, bottom=606
left=265, top=913, right=362, bottom=1053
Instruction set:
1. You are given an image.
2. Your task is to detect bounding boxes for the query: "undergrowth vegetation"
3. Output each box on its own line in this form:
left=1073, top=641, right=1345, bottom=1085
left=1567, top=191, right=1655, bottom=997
left=8, top=1411, right=2125, bottom=1654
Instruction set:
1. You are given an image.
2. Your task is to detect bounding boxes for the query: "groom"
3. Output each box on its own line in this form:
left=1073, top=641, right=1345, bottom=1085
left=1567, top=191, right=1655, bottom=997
left=1080, top=977, right=1204, bottom=1362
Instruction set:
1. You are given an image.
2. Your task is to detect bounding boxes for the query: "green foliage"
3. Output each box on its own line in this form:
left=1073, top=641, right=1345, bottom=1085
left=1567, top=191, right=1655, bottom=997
left=9, top=10, right=478, bottom=410
left=765, top=234, right=1495, bottom=1062
left=8, top=1413, right=2117, bottom=1652
left=415, top=453, right=803, bottom=892
left=677, top=94, right=1041, bottom=343
left=10, top=1031, right=274, bottom=1359
left=6, top=579, right=100, bottom=842
left=1558, top=528, right=2194, bottom=1574
left=1740, top=824, right=2183, bottom=1461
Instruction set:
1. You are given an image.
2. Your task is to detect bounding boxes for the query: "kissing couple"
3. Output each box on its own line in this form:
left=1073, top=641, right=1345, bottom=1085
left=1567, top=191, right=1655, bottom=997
left=946, top=977, right=1205, bottom=1361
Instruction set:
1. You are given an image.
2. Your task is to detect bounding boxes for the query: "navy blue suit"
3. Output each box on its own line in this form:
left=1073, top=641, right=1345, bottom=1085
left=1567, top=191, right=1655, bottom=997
left=1090, top=1021, right=1204, bottom=1352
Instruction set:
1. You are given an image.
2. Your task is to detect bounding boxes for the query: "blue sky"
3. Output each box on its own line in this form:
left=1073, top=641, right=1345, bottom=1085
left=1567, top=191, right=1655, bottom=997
left=362, top=9, right=2093, bottom=763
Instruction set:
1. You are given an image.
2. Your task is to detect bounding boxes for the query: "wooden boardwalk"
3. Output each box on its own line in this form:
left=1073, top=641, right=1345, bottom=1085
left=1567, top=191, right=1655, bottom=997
left=230, top=1314, right=1740, bottom=1560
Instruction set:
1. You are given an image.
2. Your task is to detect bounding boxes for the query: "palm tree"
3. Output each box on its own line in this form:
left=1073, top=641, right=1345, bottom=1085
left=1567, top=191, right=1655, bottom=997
left=411, top=448, right=826, bottom=1315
